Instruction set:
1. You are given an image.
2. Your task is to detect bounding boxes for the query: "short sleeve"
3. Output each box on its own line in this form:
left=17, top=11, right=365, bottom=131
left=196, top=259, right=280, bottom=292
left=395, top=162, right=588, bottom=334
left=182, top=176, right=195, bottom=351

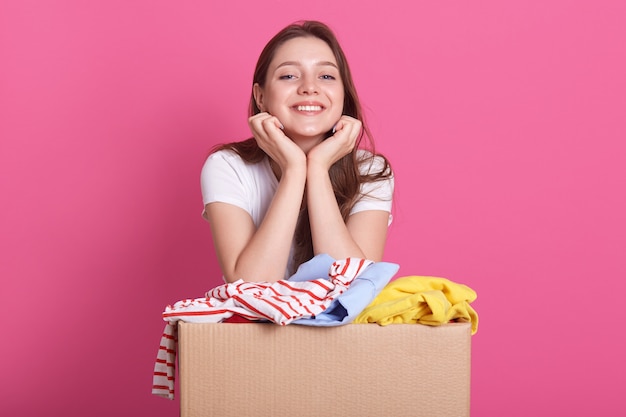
left=350, top=154, right=394, bottom=224
left=200, top=151, right=251, bottom=219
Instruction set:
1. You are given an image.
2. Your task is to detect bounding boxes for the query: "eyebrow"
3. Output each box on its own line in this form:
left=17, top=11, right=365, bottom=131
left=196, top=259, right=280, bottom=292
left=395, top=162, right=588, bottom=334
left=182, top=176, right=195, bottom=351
left=275, top=61, right=338, bottom=69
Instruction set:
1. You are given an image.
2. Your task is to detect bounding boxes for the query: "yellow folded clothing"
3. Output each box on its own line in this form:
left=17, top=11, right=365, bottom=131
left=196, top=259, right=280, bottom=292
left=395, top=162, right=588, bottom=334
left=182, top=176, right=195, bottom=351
left=354, top=276, right=479, bottom=334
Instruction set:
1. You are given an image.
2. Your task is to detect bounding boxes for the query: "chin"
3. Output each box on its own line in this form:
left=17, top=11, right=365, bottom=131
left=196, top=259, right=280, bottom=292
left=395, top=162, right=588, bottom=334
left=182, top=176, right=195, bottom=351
left=304, top=125, right=334, bottom=136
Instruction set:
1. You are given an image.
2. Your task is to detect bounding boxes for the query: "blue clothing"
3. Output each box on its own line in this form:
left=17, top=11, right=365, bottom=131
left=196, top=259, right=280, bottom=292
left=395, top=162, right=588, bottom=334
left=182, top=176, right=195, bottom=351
left=289, top=254, right=400, bottom=326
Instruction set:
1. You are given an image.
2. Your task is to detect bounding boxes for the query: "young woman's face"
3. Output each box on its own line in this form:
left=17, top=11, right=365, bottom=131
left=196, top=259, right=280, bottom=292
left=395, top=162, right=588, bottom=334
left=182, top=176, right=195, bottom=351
left=254, top=36, right=345, bottom=144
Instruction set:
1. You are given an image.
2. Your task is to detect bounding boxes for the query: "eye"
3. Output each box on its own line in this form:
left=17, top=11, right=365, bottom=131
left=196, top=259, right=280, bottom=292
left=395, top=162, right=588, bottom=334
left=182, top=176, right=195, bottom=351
left=279, top=74, right=296, bottom=80
left=320, top=74, right=336, bottom=80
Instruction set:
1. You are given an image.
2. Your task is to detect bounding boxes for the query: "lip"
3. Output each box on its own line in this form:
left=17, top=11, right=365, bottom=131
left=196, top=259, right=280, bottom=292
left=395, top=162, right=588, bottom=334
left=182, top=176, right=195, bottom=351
left=291, top=101, right=326, bottom=114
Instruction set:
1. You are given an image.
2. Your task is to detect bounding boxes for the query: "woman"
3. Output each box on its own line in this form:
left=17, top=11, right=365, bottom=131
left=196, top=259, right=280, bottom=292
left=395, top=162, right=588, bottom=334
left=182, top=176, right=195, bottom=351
left=201, top=20, right=393, bottom=283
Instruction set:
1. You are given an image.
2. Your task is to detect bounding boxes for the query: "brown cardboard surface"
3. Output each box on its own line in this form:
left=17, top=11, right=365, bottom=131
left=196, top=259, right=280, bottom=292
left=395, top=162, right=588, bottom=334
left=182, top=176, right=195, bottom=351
left=179, top=322, right=471, bottom=417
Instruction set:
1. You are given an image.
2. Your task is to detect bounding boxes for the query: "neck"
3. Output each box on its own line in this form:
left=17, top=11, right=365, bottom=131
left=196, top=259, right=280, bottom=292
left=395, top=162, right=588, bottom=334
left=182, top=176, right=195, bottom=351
left=291, top=135, right=325, bottom=155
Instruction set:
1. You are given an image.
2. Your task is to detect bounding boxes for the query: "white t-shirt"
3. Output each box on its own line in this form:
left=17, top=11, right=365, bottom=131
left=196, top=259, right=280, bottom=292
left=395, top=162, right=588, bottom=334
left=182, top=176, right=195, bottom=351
left=200, top=149, right=394, bottom=276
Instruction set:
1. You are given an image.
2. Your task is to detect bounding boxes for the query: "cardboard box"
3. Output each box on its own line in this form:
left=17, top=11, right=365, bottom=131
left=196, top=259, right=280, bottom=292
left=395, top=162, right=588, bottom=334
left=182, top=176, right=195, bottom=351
left=178, top=322, right=471, bottom=417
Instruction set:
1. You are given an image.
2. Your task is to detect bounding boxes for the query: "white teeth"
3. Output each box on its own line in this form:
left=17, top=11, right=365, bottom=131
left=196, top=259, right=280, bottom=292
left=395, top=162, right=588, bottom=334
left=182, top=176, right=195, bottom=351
left=297, top=105, right=322, bottom=112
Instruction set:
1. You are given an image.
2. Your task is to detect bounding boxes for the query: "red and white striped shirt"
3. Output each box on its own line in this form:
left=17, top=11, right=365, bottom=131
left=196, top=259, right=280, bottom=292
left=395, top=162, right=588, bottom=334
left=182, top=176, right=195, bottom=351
left=152, top=257, right=372, bottom=399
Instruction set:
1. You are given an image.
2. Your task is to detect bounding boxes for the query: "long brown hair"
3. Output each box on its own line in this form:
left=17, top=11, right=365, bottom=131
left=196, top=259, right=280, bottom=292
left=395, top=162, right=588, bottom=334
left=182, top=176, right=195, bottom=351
left=212, top=20, right=392, bottom=273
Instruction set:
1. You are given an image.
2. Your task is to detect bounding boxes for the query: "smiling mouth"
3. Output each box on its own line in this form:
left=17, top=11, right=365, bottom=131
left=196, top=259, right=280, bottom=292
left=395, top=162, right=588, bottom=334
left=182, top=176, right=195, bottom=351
left=295, top=105, right=323, bottom=112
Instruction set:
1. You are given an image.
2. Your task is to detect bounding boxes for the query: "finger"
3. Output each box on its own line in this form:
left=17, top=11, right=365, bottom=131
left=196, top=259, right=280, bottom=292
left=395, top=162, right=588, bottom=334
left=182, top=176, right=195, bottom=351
left=249, top=111, right=270, bottom=122
left=334, top=116, right=360, bottom=134
left=258, top=116, right=285, bottom=138
left=333, top=120, right=357, bottom=143
left=262, top=115, right=284, bottom=131
left=333, top=119, right=346, bottom=133
left=248, top=112, right=272, bottom=131
left=340, top=117, right=361, bottom=140
left=250, top=113, right=283, bottom=138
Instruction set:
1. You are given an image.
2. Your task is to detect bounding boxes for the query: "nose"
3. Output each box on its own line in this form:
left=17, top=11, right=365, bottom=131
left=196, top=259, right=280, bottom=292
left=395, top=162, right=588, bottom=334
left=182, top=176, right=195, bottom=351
left=298, top=75, right=318, bottom=95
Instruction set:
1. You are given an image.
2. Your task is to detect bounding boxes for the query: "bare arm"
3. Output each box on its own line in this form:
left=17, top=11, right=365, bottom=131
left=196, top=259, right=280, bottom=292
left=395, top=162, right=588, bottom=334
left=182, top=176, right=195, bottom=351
left=306, top=116, right=390, bottom=261
left=206, top=113, right=307, bottom=283
left=205, top=167, right=305, bottom=282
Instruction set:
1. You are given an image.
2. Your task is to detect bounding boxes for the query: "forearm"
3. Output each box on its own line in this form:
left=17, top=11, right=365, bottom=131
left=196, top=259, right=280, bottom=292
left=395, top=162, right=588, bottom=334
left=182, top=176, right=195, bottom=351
left=306, top=164, right=365, bottom=259
left=230, top=167, right=306, bottom=282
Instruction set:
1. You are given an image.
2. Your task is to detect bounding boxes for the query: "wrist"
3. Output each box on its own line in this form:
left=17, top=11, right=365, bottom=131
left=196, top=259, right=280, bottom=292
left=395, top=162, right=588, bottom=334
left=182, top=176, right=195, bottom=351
left=306, top=154, right=332, bottom=173
left=281, top=163, right=307, bottom=182
left=307, top=160, right=330, bottom=177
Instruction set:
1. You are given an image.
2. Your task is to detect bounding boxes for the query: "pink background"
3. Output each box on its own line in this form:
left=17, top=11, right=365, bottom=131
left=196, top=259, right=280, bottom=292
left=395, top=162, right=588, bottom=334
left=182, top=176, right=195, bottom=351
left=1, top=1, right=624, bottom=416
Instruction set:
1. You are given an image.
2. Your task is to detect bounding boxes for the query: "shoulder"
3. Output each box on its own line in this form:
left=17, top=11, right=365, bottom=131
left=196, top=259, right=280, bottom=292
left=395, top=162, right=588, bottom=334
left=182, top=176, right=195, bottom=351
left=202, top=149, right=274, bottom=191
left=205, top=148, right=245, bottom=167
left=202, top=149, right=264, bottom=176
left=354, top=149, right=394, bottom=200
left=356, top=149, right=393, bottom=176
